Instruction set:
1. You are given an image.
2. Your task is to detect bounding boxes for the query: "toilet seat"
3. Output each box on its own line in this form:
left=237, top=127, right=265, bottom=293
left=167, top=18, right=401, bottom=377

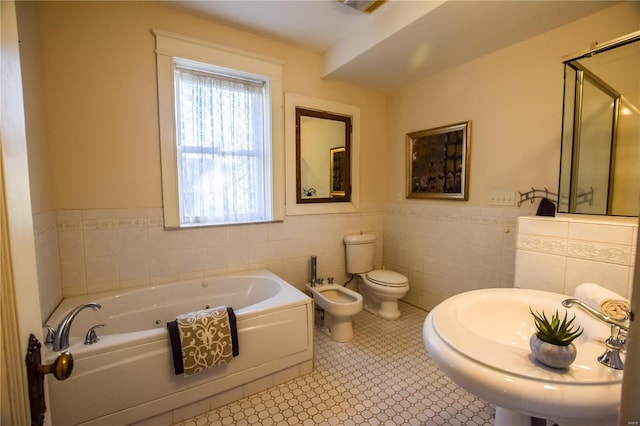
left=365, top=270, right=408, bottom=287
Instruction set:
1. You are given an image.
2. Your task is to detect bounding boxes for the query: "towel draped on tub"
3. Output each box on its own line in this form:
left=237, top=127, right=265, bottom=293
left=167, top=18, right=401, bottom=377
left=167, top=306, right=239, bottom=376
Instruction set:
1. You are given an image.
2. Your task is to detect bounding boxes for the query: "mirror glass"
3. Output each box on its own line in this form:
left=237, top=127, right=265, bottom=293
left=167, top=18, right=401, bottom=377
left=296, top=107, right=352, bottom=204
left=559, top=31, right=640, bottom=216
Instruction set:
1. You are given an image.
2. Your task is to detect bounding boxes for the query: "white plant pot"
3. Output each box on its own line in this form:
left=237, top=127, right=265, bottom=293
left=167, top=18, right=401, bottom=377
left=529, top=334, right=577, bottom=369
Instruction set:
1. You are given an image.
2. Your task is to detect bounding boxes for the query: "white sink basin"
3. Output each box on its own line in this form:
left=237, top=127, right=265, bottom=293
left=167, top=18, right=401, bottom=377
left=423, top=288, right=624, bottom=426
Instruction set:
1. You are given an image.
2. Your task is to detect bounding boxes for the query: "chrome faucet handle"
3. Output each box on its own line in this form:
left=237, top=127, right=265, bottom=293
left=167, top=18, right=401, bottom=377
left=44, top=325, right=55, bottom=345
left=598, top=324, right=626, bottom=370
left=53, top=302, right=102, bottom=351
left=610, top=324, right=624, bottom=340
left=84, top=324, right=105, bottom=345
left=562, top=298, right=628, bottom=370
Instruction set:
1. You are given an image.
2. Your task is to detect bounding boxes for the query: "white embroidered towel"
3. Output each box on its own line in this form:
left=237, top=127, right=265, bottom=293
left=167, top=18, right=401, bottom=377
left=574, top=283, right=630, bottom=321
left=176, top=306, right=234, bottom=375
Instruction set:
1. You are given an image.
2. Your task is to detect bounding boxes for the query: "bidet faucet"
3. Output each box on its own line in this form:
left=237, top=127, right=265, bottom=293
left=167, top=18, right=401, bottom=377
left=310, top=256, right=318, bottom=286
left=52, top=302, right=102, bottom=351
left=562, top=298, right=630, bottom=370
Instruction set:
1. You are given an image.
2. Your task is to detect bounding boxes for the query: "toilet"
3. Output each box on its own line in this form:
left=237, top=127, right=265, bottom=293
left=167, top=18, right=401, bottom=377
left=344, top=233, right=409, bottom=320
left=306, top=283, right=363, bottom=342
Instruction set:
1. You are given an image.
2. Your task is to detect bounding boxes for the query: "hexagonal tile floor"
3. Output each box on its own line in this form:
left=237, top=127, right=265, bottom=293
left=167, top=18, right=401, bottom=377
left=175, top=302, right=495, bottom=425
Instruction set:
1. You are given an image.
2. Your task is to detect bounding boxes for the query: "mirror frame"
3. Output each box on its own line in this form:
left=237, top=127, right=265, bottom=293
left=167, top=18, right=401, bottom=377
left=295, top=107, right=352, bottom=204
left=285, top=93, right=360, bottom=216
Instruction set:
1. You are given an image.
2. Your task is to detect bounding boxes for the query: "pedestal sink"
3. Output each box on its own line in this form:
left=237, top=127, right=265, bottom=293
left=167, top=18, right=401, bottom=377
left=423, top=288, right=624, bottom=426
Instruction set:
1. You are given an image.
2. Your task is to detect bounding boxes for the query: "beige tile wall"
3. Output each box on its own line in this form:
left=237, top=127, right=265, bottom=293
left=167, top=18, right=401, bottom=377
left=34, top=206, right=637, bottom=321
left=32, top=211, right=62, bottom=319
left=382, top=202, right=528, bottom=311
left=515, top=215, right=638, bottom=299
left=33, top=207, right=384, bottom=320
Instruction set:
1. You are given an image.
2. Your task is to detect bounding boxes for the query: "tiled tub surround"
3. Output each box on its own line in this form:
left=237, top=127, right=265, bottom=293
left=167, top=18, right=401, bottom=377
left=32, top=210, right=63, bottom=320
left=32, top=207, right=383, bottom=315
left=515, top=215, right=638, bottom=299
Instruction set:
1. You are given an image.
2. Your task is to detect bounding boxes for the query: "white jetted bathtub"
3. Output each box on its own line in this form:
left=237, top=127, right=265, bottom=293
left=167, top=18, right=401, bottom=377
left=44, top=269, right=314, bottom=425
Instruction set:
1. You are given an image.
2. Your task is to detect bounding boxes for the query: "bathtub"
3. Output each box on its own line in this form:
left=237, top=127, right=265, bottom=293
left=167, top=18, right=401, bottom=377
left=44, top=269, right=314, bottom=425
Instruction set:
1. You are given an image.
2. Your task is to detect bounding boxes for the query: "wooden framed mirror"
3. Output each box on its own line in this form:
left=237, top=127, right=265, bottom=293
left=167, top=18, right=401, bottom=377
left=295, top=107, right=352, bottom=204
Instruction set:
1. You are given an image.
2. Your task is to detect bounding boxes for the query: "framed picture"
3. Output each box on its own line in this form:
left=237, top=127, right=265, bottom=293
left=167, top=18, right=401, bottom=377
left=406, top=121, right=471, bottom=200
left=330, top=146, right=346, bottom=196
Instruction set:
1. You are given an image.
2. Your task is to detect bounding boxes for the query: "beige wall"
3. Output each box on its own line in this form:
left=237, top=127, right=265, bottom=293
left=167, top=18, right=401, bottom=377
left=27, top=1, right=386, bottom=211
left=17, top=1, right=388, bottom=311
left=19, top=2, right=640, bottom=308
left=383, top=2, right=640, bottom=311
left=386, top=2, right=640, bottom=207
left=16, top=1, right=51, bottom=215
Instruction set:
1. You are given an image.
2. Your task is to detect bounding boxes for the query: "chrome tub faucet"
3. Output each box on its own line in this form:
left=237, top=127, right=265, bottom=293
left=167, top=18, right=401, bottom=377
left=52, top=302, right=102, bottom=351
left=562, top=298, right=630, bottom=370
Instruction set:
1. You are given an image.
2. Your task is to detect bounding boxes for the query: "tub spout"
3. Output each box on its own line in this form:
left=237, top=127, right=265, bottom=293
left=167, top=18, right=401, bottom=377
left=52, top=302, right=102, bottom=351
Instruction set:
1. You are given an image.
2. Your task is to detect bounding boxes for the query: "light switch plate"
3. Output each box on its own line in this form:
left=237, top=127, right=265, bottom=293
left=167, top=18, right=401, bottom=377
left=489, top=191, right=515, bottom=206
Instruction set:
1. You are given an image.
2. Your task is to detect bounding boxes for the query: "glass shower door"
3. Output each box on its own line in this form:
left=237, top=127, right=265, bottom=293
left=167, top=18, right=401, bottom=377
left=572, top=74, right=617, bottom=214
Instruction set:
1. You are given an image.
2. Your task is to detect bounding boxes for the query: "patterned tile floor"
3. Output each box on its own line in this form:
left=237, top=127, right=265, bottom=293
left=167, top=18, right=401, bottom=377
left=176, top=302, right=495, bottom=426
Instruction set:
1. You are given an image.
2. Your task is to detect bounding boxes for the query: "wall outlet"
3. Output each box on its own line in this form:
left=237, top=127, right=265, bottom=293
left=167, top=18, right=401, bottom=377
left=489, top=191, right=515, bottom=206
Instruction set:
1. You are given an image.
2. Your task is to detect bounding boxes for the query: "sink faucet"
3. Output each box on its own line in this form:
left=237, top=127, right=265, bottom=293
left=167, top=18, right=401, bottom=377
left=52, top=302, right=102, bottom=351
left=562, top=298, right=630, bottom=370
left=310, top=256, right=318, bottom=286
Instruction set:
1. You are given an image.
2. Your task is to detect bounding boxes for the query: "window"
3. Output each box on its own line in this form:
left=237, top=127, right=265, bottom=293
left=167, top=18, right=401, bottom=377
left=174, top=62, right=270, bottom=225
left=153, top=29, right=284, bottom=228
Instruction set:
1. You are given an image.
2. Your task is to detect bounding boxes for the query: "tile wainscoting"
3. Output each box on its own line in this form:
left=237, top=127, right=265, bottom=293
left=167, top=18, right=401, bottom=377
left=515, top=215, right=638, bottom=299
left=32, top=211, right=63, bottom=320
left=382, top=202, right=530, bottom=312
left=32, top=207, right=383, bottom=319
left=35, top=203, right=635, bottom=321
left=33, top=203, right=533, bottom=319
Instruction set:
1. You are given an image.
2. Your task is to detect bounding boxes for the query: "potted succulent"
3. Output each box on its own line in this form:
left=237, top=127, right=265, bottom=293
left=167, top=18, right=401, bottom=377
left=529, top=308, right=583, bottom=369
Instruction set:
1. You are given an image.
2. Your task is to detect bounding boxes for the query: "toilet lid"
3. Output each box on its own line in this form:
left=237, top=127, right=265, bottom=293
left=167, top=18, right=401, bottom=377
left=366, top=270, right=408, bottom=287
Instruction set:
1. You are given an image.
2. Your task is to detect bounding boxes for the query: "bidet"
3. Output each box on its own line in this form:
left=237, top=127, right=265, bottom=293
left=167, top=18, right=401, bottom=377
left=306, top=283, right=363, bottom=342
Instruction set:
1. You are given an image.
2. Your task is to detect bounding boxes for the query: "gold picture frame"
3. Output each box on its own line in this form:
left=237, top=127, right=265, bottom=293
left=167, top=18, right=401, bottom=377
left=330, top=146, right=346, bottom=196
left=406, top=121, right=471, bottom=200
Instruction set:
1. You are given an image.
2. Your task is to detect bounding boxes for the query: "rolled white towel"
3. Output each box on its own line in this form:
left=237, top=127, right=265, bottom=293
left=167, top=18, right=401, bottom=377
left=574, top=282, right=630, bottom=321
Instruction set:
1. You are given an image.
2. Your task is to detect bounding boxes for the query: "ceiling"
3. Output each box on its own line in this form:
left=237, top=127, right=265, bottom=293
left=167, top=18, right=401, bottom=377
left=168, top=0, right=618, bottom=93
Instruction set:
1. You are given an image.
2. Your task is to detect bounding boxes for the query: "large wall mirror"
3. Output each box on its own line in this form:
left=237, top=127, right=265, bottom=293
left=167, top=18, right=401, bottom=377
left=296, top=108, right=352, bottom=203
left=285, top=93, right=360, bottom=215
left=559, top=30, right=640, bottom=216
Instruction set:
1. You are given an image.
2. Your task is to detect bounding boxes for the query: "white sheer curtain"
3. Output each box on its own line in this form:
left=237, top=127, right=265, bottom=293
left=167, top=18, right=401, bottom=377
left=174, top=65, right=269, bottom=225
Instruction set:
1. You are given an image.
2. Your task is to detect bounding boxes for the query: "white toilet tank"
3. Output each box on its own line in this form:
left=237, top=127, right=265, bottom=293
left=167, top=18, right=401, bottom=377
left=344, top=233, right=376, bottom=274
